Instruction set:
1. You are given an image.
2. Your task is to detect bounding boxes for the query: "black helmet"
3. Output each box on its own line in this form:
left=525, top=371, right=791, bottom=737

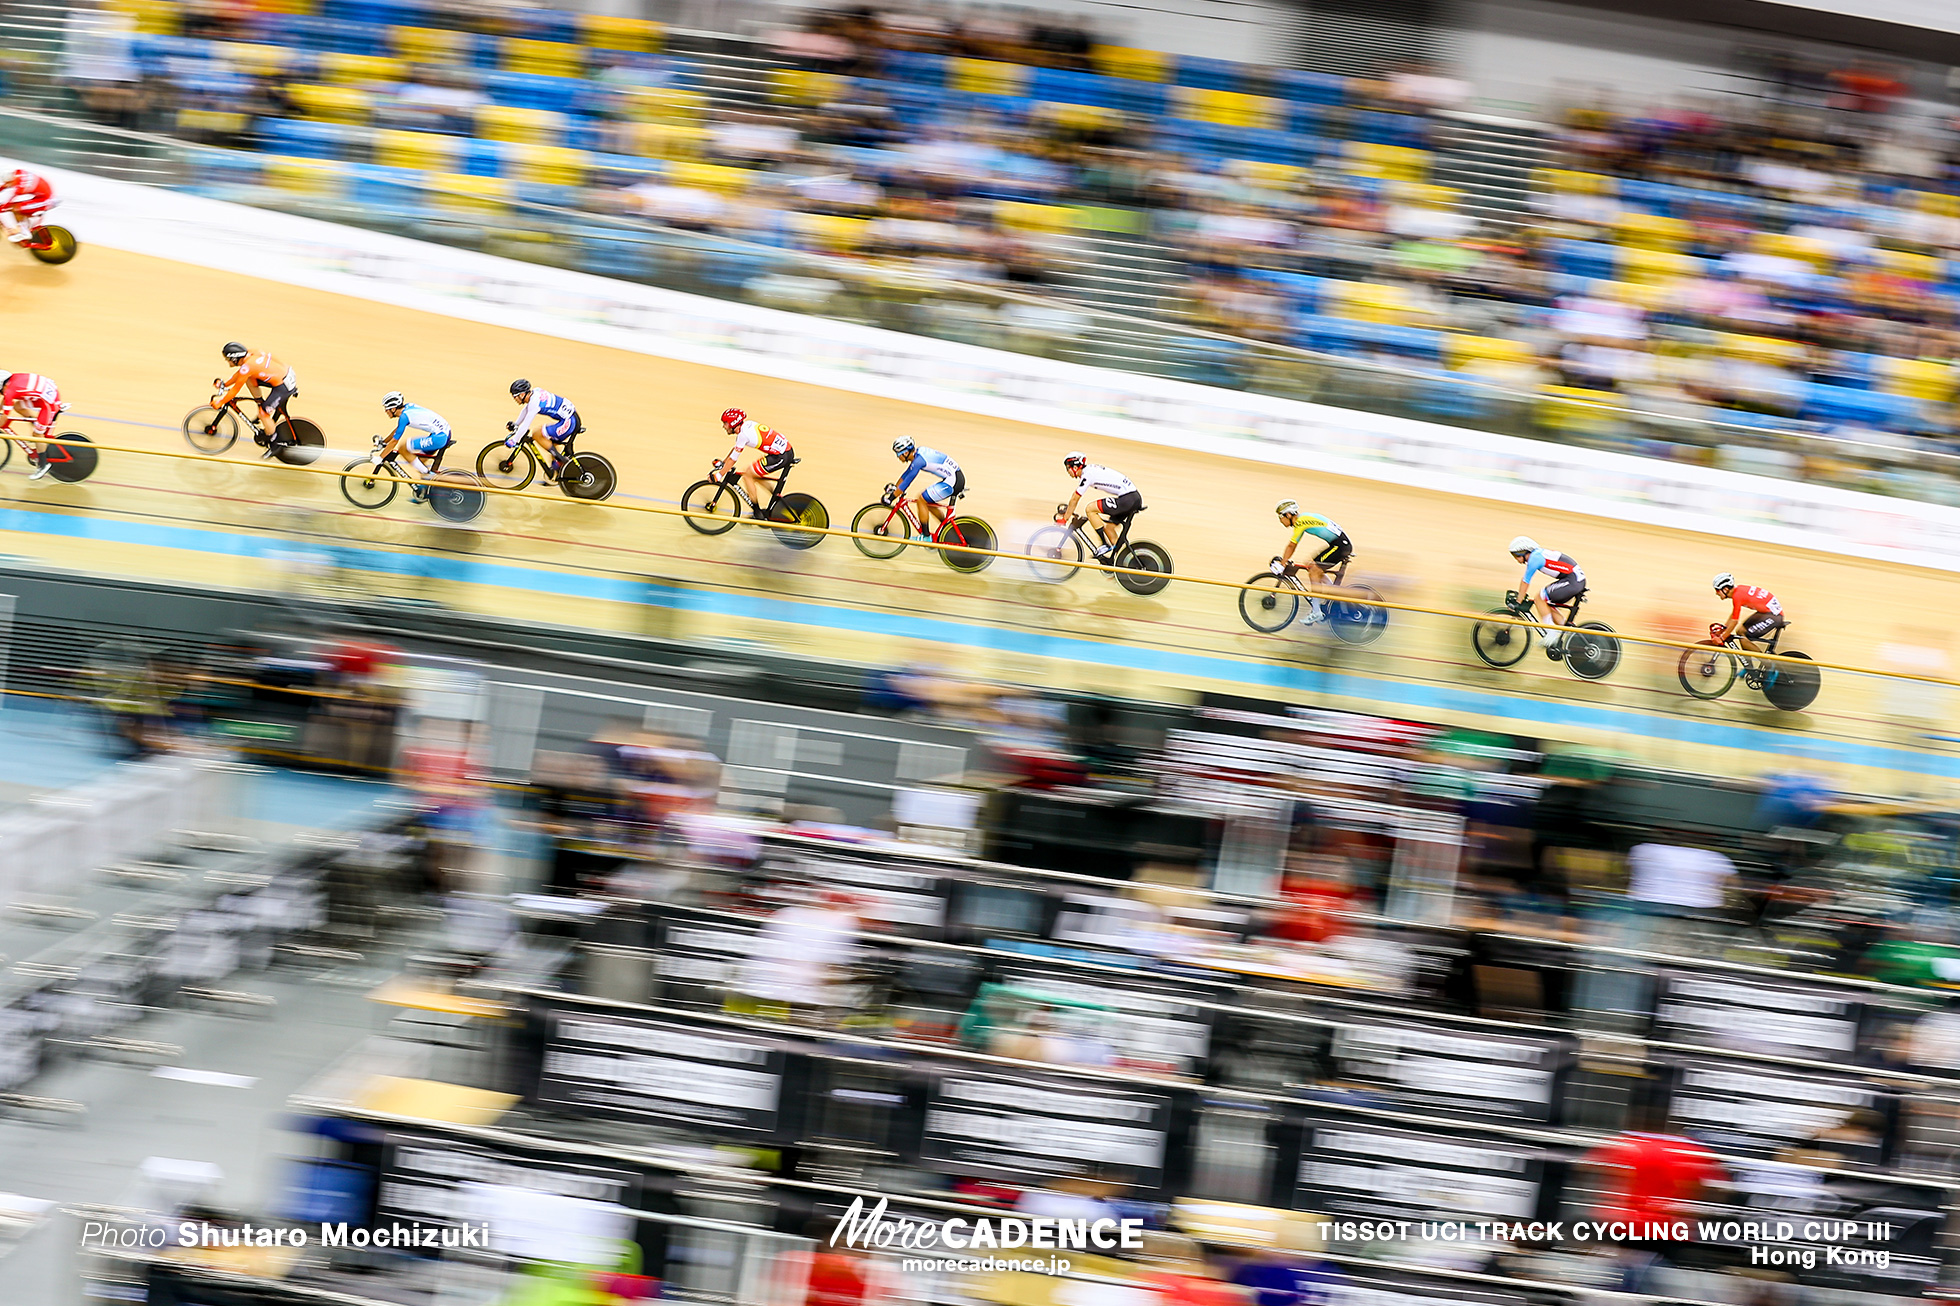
left=509, top=378, right=531, bottom=397
left=222, top=342, right=248, bottom=363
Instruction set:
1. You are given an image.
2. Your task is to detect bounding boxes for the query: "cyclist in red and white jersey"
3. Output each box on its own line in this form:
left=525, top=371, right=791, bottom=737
left=715, top=407, right=792, bottom=513
left=1711, top=572, right=1786, bottom=652
left=0, top=168, right=55, bottom=247
left=0, top=371, right=69, bottom=480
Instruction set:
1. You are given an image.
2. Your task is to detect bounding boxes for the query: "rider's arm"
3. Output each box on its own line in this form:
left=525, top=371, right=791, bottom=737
left=508, top=396, right=540, bottom=446
left=216, top=365, right=250, bottom=408
left=1518, top=550, right=1545, bottom=597
left=894, top=454, right=923, bottom=496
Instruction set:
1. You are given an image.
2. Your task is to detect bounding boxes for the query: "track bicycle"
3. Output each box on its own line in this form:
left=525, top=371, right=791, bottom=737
left=180, top=391, right=325, bottom=466
left=0, top=417, right=96, bottom=482
left=680, top=457, right=828, bottom=550
left=339, top=435, right=484, bottom=523
left=1677, top=621, right=1819, bottom=712
left=19, top=224, right=76, bottom=265
left=1024, top=503, right=1173, bottom=596
left=1237, top=557, right=1387, bottom=645
left=850, top=483, right=998, bottom=574
left=1471, top=590, right=1621, bottom=681
left=474, top=417, right=616, bottom=501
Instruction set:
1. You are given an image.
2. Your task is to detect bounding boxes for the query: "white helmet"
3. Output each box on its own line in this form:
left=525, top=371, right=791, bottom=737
left=382, top=391, right=406, bottom=413
left=1712, top=572, right=1735, bottom=592
left=1508, top=535, right=1538, bottom=556
left=1275, top=498, right=1299, bottom=519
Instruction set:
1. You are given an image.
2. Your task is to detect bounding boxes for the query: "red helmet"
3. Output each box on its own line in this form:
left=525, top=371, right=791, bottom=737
left=720, top=408, right=745, bottom=430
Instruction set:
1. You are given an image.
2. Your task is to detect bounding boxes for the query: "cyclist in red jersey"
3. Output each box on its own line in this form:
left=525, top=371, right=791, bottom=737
left=0, top=168, right=56, bottom=247
left=715, top=407, right=792, bottom=514
left=0, top=371, right=69, bottom=479
left=1711, top=572, right=1786, bottom=652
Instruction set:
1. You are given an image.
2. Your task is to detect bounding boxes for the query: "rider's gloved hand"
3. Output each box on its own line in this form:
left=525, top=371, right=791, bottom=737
left=369, top=451, right=385, bottom=467
left=1270, top=559, right=1286, bottom=577
left=1710, top=622, right=1727, bottom=640
left=209, top=397, right=222, bottom=410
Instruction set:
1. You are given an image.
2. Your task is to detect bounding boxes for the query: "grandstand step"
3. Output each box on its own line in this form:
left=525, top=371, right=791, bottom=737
left=1042, top=233, right=1186, bottom=319
left=1430, top=111, right=1551, bottom=229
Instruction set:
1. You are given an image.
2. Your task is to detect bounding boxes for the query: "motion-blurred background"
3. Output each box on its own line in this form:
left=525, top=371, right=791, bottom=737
left=3, top=0, right=1960, bottom=1303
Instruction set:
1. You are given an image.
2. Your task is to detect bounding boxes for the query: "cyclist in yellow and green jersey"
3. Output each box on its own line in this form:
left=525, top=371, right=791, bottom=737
left=1274, top=499, right=1352, bottom=625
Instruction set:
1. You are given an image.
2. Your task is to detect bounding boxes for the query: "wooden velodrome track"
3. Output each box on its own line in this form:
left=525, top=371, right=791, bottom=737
left=4, top=245, right=1959, bottom=789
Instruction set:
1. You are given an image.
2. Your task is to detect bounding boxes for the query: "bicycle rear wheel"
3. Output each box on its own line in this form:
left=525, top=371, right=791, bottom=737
left=340, top=456, right=398, bottom=509
left=1114, top=540, right=1172, bottom=595
left=770, top=492, right=827, bottom=549
left=273, top=417, right=325, bottom=466
left=1471, top=609, right=1533, bottom=668
left=1025, top=525, right=1083, bottom=583
left=558, top=452, right=615, bottom=501
left=937, top=516, right=996, bottom=573
left=850, top=504, right=913, bottom=559
left=681, top=479, right=742, bottom=535
left=1565, top=621, right=1621, bottom=681
left=1328, top=584, right=1389, bottom=646
left=45, top=433, right=97, bottom=483
left=1761, top=651, right=1820, bottom=712
left=181, top=404, right=239, bottom=454
left=427, top=470, right=484, bottom=523
left=1239, top=575, right=1299, bottom=633
left=1677, top=643, right=1739, bottom=700
left=475, top=439, right=538, bottom=491
left=27, top=225, right=76, bottom=265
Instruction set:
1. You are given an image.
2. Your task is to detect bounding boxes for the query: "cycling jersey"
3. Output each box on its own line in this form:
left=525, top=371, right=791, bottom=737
left=512, top=387, right=577, bottom=446
left=0, top=170, right=54, bottom=216
left=1, top=373, right=63, bottom=435
left=896, top=446, right=962, bottom=504
left=729, top=418, right=790, bottom=457
left=1288, top=511, right=1344, bottom=549
left=390, top=404, right=452, bottom=455
left=1726, top=585, right=1783, bottom=620
left=1520, top=548, right=1583, bottom=586
left=219, top=352, right=295, bottom=408
left=1077, top=464, right=1135, bottom=497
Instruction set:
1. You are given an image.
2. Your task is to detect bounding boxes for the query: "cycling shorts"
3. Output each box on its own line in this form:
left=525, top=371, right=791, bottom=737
left=405, top=429, right=452, bottom=456
left=1544, top=574, right=1587, bottom=606
left=1308, top=531, right=1352, bottom=568
left=1096, top=489, right=1143, bottom=521
left=7, top=195, right=54, bottom=219
left=1741, top=611, right=1785, bottom=641
left=749, top=449, right=792, bottom=476
left=542, top=411, right=578, bottom=443
left=264, top=379, right=297, bottom=415
left=922, top=468, right=966, bottom=505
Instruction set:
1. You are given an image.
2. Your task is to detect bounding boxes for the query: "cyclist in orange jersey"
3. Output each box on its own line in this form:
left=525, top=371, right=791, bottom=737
left=213, top=342, right=298, bottom=449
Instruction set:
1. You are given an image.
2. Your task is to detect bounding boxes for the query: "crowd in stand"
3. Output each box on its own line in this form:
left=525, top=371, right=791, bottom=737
left=22, top=1, right=1960, bottom=447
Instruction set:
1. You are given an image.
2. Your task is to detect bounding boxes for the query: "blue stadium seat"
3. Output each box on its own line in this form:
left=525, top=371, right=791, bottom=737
left=1549, top=240, right=1616, bottom=279
left=1350, top=109, right=1427, bottom=148
left=881, top=51, right=946, bottom=87
left=511, top=8, right=579, bottom=42
left=1799, top=382, right=1919, bottom=429
left=482, top=70, right=580, bottom=113
left=1173, top=57, right=1244, bottom=93
left=1028, top=67, right=1115, bottom=108
left=1270, top=69, right=1348, bottom=106
left=456, top=138, right=506, bottom=177
left=257, top=118, right=355, bottom=159
left=1242, top=268, right=1326, bottom=312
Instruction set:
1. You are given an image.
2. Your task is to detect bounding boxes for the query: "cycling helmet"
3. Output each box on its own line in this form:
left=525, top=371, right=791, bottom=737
left=509, top=378, right=532, bottom=397
left=892, top=436, right=916, bottom=458
left=381, top=391, right=406, bottom=414
left=1507, top=535, right=1538, bottom=557
left=221, top=342, right=248, bottom=363
left=1712, top=571, right=1735, bottom=593
left=1275, top=498, right=1299, bottom=519
left=720, top=407, right=745, bottom=429
left=1062, top=451, right=1087, bottom=471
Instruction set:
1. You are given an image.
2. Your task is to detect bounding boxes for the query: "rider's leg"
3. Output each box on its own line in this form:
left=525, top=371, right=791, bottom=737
left=1303, top=561, right=1330, bottom=621
left=1085, top=507, right=1114, bottom=557
left=0, top=209, right=25, bottom=244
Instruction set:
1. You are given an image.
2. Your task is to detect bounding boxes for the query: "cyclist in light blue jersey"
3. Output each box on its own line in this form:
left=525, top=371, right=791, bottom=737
left=374, top=391, right=453, bottom=502
left=890, top=436, right=964, bottom=533
left=505, top=378, right=579, bottom=481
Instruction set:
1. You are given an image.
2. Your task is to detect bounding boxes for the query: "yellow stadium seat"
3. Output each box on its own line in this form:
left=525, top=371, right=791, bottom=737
left=1327, top=280, right=1416, bottom=324
left=1874, top=247, right=1943, bottom=281
left=108, top=0, right=178, bottom=35
left=1536, top=385, right=1622, bottom=435
left=503, top=37, right=583, bottom=78
left=1536, top=168, right=1616, bottom=195
left=287, top=84, right=370, bottom=125
left=770, top=68, right=844, bottom=107
left=265, top=156, right=340, bottom=197
left=1717, top=333, right=1802, bottom=365
left=1389, top=180, right=1458, bottom=209
left=1617, top=246, right=1697, bottom=283
left=176, top=108, right=250, bottom=137
left=621, top=87, right=705, bottom=123
left=621, top=121, right=707, bottom=160
left=579, top=14, right=661, bottom=52
left=430, top=172, right=513, bottom=216
left=392, top=26, right=466, bottom=63
left=667, top=160, right=750, bottom=194
left=1914, top=190, right=1960, bottom=217
left=222, top=43, right=290, bottom=78
left=1880, top=357, right=1954, bottom=403
left=948, top=58, right=1028, bottom=96
left=1612, top=210, right=1692, bottom=251
left=475, top=104, right=565, bottom=146
left=1234, top=160, right=1306, bottom=191
left=1597, top=278, right=1670, bottom=311
left=319, top=53, right=405, bottom=86
left=1171, top=88, right=1281, bottom=130
left=995, top=202, right=1075, bottom=234
left=374, top=129, right=460, bottom=173
left=1037, top=102, right=1125, bottom=131
left=1752, top=232, right=1833, bottom=265
left=1446, top=335, right=1534, bottom=369
left=1341, top=141, right=1426, bottom=183
left=1091, top=45, right=1167, bottom=81
left=258, top=0, right=313, bottom=13
left=792, top=213, right=869, bottom=253
left=507, top=144, right=588, bottom=187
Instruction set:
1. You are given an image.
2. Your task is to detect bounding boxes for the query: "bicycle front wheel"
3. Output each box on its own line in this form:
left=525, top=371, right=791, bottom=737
left=427, top=470, right=485, bottom=523
left=46, top=433, right=97, bottom=483
left=850, top=504, right=913, bottom=559
left=771, top=493, right=827, bottom=549
left=475, top=440, right=538, bottom=491
left=1239, top=574, right=1299, bottom=633
left=937, top=516, right=997, bottom=573
left=1328, top=584, right=1389, bottom=646
left=1677, top=643, right=1738, bottom=700
left=340, top=457, right=398, bottom=509
left=181, top=404, right=239, bottom=454
left=558, top=452, right=615, bottom=501
left=1565, top=621, right=1621, bottom=681
left=1025, top=525, right=1082, bottom=583
left=681, top=479, right=742, bottom=535
left=1471, top=609, right=1533, bottom=668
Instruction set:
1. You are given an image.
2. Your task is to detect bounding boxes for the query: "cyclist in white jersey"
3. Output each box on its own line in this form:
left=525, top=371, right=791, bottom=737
left=890, top=436, right=964, bottom=533
left=505, top=378, right=579, bottom=480
left=1058, top=452, right=1142, bottom=561
left=374, top=391, right=454, bottom=501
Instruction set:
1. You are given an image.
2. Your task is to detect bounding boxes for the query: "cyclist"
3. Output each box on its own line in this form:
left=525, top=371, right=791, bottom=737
left=0, top=168, right=55, bottom=246
left=1712, top=572, right=1786, bottom=652
left=1273, top=499, right=1351, bottom=625
left=1058, top=452, right=1142, bottom=562
left=505, top=378, right=579, bottom=480
left=716, top=407, right=791, bottom=515
left=889, top=437, right=963, bottom=534
left=1508, top=535, right=1586, bottom=647
left=373, top=392, right=453, bottom=502
left=0, top=370, right=68, bottom=480
left=213, top=342, right=298, bottom=449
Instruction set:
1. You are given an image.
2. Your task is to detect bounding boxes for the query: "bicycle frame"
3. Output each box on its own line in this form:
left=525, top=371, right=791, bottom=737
left=0, top=415, right=73, bottom=464
left=720, top=458, right=796, bottom=513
